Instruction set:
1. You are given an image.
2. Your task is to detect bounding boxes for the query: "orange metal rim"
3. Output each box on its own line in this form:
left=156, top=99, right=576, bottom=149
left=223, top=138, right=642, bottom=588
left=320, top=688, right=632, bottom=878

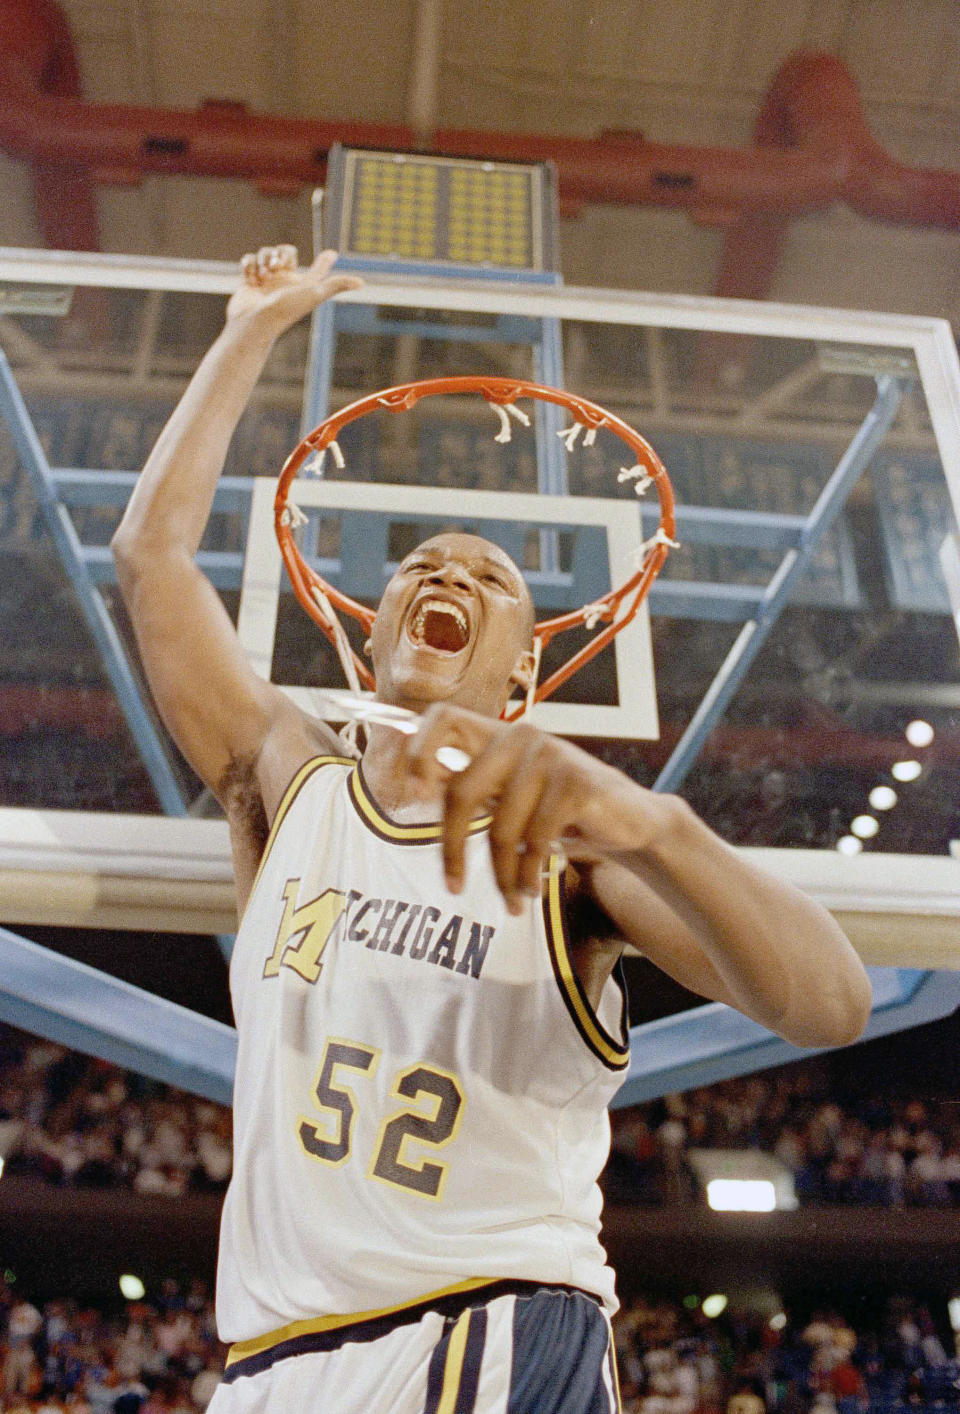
left=275, top=376, right=675, bottom=710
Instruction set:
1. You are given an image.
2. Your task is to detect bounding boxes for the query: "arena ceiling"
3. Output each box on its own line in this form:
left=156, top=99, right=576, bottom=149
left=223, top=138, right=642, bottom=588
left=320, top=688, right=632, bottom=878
left=0, top=0, right=959, bottom=326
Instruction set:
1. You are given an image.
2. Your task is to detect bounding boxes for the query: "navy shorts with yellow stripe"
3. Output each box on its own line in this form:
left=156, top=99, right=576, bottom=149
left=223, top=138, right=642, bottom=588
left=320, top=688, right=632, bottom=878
left=208, top=1280, right=622, bottom=1413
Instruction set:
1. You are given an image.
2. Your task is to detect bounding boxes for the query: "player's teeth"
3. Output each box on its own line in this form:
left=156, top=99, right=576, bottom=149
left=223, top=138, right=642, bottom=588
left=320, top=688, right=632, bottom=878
left=408, top=598, right=469, bottom=646
left=419, top=600, right=467, bottom=632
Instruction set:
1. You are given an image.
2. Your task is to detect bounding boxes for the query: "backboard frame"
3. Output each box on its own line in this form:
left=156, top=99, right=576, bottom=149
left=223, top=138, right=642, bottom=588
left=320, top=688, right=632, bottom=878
left=238, top=476, right=658, bottom=738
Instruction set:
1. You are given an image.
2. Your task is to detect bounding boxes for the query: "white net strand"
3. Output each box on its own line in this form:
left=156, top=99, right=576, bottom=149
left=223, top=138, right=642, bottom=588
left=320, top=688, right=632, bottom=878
left=307, top=589, right=365, bottom=758
left=310, top=583, right=364, bottom=697
left=633, top=526, right=681, bottom=568
left=557, top=421, right=584, bottom=452
left=581, top=600, right=609, bottom=631
left=523, top=635, right=543, bottom=717
left=309, top=440, right=346, bottom=476
left=491, top=402, right=532, bottom=444
left=280, top=500, right=309, bottom=529
left=338, top=718, right=364, bottom=758
left=492, top=405, right=512, bottom=444
left=618, top=465, right=654, bottom=496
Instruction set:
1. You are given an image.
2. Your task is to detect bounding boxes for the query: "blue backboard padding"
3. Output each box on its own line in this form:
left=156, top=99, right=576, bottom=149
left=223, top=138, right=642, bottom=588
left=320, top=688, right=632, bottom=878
left=612, top=966, right=960, bottom=1107
left=0, top=926, right=236, bottom=1105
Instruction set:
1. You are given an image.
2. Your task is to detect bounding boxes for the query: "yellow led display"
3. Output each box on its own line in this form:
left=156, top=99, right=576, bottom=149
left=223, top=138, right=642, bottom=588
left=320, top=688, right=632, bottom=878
left=343, top=152, right=539, bottom=268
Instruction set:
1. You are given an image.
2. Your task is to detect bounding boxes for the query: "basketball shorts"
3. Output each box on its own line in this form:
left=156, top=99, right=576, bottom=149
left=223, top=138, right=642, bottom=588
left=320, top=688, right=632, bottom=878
left=208, top=1280, right=622, bottom=1413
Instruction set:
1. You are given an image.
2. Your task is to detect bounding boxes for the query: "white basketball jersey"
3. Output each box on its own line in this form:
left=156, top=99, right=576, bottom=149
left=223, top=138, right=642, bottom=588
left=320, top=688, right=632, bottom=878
left=216, top=756, right=629, bottom=1345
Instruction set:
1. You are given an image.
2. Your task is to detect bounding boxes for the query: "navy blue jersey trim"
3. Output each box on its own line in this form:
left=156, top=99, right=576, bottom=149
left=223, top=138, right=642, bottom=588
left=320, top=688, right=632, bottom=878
left=456, top=1306, right=487, bottom=1412
left=423, top=1305, right=487, bottom=1414
left=222, top=1280, right=591, bottom=1384
left=541, top=864, right=630, bottom=1071
left=347, top=761, right=491, bottom=845
left=508, top=1287, right=614, bottom=1413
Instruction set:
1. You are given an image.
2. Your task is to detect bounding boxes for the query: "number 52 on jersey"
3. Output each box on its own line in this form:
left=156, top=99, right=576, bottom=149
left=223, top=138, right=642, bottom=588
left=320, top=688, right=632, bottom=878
left=298, top=1037, right=465, bottom=1201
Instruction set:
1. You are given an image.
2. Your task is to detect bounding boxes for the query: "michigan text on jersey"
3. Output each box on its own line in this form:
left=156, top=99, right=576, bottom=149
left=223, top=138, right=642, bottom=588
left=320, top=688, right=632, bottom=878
left=263, top=881, right=496, bottom=984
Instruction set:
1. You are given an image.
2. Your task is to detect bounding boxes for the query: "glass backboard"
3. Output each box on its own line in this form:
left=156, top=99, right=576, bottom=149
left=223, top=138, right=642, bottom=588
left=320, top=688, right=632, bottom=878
left=0, top=248, right=958, bottom=1102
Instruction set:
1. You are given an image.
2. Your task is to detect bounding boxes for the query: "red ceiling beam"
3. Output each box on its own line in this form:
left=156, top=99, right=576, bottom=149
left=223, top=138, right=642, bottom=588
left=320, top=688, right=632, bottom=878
left=0, top=93, right=851, bottom=212
left=698, top=49, right=960, bottom=384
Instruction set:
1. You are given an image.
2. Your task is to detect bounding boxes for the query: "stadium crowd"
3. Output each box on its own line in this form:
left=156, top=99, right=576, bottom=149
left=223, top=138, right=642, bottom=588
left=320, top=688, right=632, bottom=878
left=2, top=1025, right=960, bottom=1209
left=0, top=1031, right=231, bottom=1197
left=607, top=1070, right=960, bottom=1209
left=0, top=1275, right=955, bottom=1414
left=0, top=1276, right=223, bottom=1412
left=613, top=1293, right=959, bottom=1414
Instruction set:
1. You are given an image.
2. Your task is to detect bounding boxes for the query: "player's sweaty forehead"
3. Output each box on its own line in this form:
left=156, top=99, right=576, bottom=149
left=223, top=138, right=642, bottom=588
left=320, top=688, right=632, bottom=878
left=408, top=532, right=520, bottom=579
left=392, top=532, right=535, bottom=631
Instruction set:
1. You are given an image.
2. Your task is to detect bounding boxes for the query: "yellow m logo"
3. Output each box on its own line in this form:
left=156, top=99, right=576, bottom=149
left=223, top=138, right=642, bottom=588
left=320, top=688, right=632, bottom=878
left=262, top=881, right=347, bottom=983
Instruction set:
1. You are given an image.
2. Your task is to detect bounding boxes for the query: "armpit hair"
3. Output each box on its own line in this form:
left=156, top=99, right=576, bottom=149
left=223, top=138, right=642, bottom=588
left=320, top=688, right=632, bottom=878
left=217, top=754, right=269, bottom=856
left=563, top=864, right=621, bottom=947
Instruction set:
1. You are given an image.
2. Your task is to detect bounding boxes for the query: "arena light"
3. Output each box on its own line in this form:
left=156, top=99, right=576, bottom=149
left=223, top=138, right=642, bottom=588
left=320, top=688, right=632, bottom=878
left=905, top=720, right=934, bottom=748
left=702, top=1294, right=729, bottom=1318
left=690, top=1150, right=796, bottom=1210
left=850, top=814, right=879, bottom=839
left=836, top=835, right=863, bottom=856
left=769, top=1312, right=788, bottom=1331
left=119, top=1273, right=146, bottom=1300
left=706, top=1179, right=777, bottom=1212
left=869, top=786, right=898, bottom=811
left=891, top=759, right=923, bottom=782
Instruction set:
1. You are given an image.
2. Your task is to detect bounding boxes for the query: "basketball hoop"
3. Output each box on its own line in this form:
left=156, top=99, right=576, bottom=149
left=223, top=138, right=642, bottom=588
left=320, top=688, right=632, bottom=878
left=275, top=376, right=676, bottom=718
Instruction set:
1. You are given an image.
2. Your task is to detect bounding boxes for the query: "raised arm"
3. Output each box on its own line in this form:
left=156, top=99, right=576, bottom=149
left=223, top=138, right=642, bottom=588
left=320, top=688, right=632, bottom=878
left=111, top=247, right=362, bottom=800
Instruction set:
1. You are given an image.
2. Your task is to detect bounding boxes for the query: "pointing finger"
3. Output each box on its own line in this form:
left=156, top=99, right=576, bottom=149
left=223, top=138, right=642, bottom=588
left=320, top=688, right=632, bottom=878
left=515, top=773, right=568, bottom=899
left=440, top=728, right=534, bottom=900
left=486, top=742, right=549, bottom=909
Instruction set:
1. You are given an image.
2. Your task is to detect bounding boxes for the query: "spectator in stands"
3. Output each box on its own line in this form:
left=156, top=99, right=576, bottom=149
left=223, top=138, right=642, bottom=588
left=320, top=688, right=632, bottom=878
left=727, top=1375, right=767, bottom=1414
left=4, top=1297, right=42, bottom=1398
left=607, top=1070, right=960, bottom=1211
left=0, top=1276, right=225, bottom=1412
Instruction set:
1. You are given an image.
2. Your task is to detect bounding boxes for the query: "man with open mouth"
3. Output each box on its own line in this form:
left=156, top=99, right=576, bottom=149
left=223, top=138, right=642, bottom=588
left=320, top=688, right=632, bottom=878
left=112, top=246, right=872, bottom=1414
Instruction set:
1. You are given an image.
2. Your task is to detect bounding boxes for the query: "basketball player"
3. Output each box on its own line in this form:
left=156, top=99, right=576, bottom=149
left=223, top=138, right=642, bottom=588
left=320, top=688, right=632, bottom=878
left=112, top=246, right=872, bottom=1413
